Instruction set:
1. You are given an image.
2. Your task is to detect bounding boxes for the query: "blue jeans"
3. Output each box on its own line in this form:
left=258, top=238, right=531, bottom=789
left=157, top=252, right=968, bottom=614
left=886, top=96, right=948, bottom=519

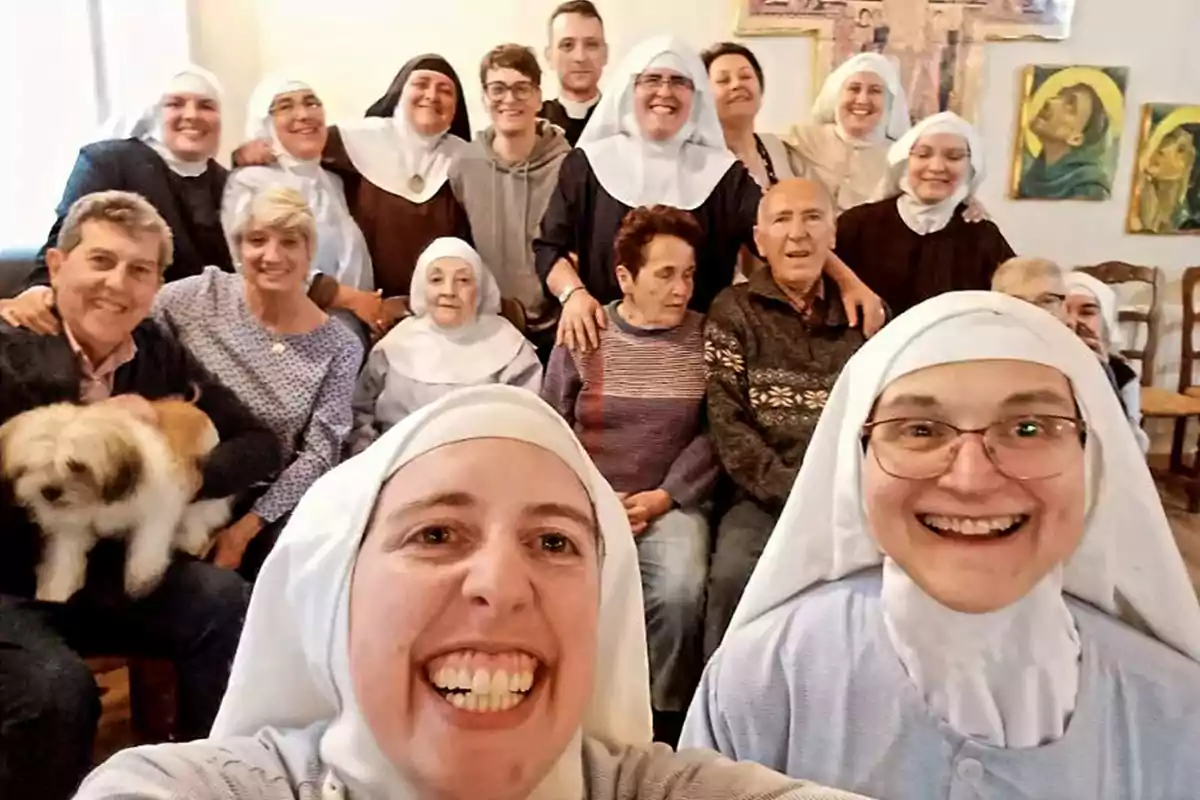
left=635, top=508, right=710, bottom=712
left=0, top=549, right=249, bottom=800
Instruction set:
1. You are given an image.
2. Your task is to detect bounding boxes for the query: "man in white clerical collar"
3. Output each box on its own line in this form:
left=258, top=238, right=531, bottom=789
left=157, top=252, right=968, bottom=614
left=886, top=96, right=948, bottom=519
left=540, top=0, right=608, bottom=146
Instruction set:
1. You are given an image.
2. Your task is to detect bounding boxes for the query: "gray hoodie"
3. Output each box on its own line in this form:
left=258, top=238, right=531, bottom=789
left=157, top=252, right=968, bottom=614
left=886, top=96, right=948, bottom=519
left=450, top=120, right=570, bottom=322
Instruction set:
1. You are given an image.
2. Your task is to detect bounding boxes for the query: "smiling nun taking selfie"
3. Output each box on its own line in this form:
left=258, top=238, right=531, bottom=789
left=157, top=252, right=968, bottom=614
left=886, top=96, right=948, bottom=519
left=75, top=385, right=870, bottom=800
left=682, top=291, right=1200, bottom=799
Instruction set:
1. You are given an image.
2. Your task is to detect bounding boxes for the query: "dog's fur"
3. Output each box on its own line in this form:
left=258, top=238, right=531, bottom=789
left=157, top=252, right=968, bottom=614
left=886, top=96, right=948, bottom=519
left=0, top=397, right=232, bottom=602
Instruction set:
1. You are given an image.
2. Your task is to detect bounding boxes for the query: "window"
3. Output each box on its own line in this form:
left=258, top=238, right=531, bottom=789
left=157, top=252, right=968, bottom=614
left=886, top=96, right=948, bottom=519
left=0, top=1, right=188, bottom=251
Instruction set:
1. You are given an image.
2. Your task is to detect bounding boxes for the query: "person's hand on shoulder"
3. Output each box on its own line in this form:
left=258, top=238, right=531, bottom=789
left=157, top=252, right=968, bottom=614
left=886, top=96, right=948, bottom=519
left=0, top=286, right=59, bottom=334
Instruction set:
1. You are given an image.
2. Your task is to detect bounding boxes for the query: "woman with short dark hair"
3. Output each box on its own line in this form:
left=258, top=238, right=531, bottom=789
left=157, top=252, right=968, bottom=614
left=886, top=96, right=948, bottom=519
left=702, top=42, right=807, bottom=190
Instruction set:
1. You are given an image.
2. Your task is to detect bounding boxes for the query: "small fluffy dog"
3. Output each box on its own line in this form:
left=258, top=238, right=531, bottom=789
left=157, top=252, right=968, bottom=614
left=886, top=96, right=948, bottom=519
left=0, top=396, right=232, bottom=602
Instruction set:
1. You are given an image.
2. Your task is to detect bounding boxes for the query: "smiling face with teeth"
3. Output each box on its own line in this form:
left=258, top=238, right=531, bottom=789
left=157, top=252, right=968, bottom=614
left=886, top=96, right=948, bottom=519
left=270, top=89, right=328, bottom=161
left=633, top=68, right=695, bottom=142
left=863, top=359, right=1087, bottom=614
left=348, top=437, right=600, bottom=799
left=836, top=71, right=886, bottom=140
left=160, top=92, right=221, bottom=163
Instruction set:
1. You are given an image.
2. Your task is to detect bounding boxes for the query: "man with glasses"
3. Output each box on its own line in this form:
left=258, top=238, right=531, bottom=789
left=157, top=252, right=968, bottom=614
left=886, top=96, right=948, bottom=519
left=540, top=0, right=608, bottom=146
left=702, top=178, right=867, bottom=658
left=450, top=44, right=571, bottom=362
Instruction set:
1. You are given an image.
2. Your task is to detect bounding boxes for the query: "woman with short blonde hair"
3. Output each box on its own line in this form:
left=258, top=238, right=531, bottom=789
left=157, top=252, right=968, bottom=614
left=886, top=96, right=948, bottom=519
left=154, top=185, right=363, bottom=579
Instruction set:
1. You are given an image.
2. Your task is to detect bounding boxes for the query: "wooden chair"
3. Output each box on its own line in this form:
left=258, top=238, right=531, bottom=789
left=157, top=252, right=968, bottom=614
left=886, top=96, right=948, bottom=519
left=1167, top=266, right=1200, bottom=508
left=1078, top=263, right=1200, bottom=509
left=87, top=656, right=178, bottom=746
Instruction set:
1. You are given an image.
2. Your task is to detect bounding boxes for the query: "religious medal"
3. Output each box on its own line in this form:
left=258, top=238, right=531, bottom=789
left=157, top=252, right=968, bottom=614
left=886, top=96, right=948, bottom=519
left=408, top=174, right=425, bottom=193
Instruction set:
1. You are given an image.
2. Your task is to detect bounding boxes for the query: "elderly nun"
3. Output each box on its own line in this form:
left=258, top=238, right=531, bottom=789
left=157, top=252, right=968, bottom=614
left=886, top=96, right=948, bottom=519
left=834, top=112, right=1015, bottom=316
left=222, top=75, right=379, bottom=346
left=1, top=66, right=231, bottom=333
left=347, top=238, right=542, bottom=454
left=535, top=35, right=882, bottom=353
left=1065, top=271, right=1150, bottom=453
left=787, top=54, right=911, bottom=214
left=75, top=385, right=872, bottom=800
left=682, top=291, right=1200, bottom=799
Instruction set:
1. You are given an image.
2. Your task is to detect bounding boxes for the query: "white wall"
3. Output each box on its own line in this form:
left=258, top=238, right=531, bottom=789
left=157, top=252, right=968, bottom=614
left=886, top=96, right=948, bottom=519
left=189, top=0, right=1200, bottom=379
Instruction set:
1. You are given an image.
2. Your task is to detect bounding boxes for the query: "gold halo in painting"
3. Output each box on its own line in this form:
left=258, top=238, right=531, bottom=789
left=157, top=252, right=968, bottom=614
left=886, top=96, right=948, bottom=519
left=1022, top=67, right=1125, bottom=158
left=1139, top=106, right=1200, bottom=169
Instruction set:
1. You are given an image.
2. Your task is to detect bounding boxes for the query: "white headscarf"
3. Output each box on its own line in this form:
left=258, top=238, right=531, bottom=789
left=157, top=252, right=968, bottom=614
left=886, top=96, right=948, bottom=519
left=577, top=36, right=736, bottom=211
left=1065, top=271, right=1125, bottom=352
left=886, top=111, right=983, bottom=235
left=338, top=62, right=468, bottom=204
left=372, top=238, right=532, bottom=384
left=726, top=291, right=1200, bottom=747
left=212, top=384, right=653, bottom=798
left=811, top=53, right=911, bottom=145
left=225, top=76, right=373, bottom=291
left=99, top=66, right=223, bottom=178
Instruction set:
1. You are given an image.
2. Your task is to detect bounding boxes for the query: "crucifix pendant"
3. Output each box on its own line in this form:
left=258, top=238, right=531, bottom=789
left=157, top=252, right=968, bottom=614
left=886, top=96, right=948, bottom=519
left=408, top=174, right=425, bottom=193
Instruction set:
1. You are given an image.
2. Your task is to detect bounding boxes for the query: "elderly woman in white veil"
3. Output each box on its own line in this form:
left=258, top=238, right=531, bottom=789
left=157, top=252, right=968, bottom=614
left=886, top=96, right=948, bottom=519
left=787, top=54, right=910, bottom=214
left=0, top=66, right=231, bottom=333
left=347, top=237, right=542, bottom=454
left=1064, top=271, right=1150, bottom=453
left=534, top=35, right=883, bottom=354
left=75, top=385, right=869, bottom=800
left=223, top=75, right=381, bottom=347
left=682, top=291, right=1200, bottom=799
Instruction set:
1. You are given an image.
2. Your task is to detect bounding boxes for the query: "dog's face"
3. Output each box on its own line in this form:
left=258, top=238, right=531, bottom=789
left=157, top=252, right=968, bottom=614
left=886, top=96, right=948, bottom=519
left=0, top=404, right=145, bottom=515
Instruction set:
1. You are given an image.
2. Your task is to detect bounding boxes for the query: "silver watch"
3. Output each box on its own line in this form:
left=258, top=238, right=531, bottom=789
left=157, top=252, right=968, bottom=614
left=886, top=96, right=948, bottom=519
left=557, top=284, right=584, bottom=305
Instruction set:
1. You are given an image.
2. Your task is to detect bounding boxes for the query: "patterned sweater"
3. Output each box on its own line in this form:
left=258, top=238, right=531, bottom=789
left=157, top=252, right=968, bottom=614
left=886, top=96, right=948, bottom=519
left=705, top=270, right=865, bottom=512
left=542, top=303, right=718, bottom=508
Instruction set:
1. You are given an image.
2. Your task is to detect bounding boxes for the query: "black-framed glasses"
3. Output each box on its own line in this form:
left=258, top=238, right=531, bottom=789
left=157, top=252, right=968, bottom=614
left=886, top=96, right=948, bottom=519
left=484, top=81, right=536, bottom=101
left=634, top=73, right=695, bottom=92
left=861, top=415, right=1086, bottom=481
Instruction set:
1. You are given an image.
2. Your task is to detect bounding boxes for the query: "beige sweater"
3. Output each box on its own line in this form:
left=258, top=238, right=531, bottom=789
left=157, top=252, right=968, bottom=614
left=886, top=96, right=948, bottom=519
left=75, top=733, right=872, bottom=800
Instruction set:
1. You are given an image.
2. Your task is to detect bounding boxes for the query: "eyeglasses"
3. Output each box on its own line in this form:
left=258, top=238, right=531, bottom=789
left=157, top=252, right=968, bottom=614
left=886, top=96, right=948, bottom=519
left=634, top=74, right=695, bottom=92
left=484, top=81, right=536, bottom=101
left=861, top=415, right=1086, bottom=481
left=270, top=96, right=323, bottom=118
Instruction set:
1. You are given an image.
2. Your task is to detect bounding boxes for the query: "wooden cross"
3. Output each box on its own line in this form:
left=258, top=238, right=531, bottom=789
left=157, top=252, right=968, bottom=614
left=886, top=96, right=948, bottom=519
left=737, top=0, right=1076, bottom=121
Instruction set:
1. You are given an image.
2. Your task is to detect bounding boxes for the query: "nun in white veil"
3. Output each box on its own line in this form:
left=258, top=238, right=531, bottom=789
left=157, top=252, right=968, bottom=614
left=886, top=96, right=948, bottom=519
left=76, top=385, right=868, bottom=800
left=222, top=75, right=380, bottom=345
left=347, top=238, right=542, bottom=454
left=1, top=66, right=232, bottom=334
left=788, top=53, right=910, bottom=214
left=833, top=112, right=1015, bottom=316
left=682, top=291, right=1200, bottom=800
left=535, top=36, right=883, bottom=354
left=1065, top=271, right=1149, bottom=453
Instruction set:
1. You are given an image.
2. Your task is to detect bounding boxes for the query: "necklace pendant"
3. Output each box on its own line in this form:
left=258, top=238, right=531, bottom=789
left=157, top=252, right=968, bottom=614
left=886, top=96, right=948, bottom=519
left=271, top=342, right=286, bottom=354
left=408, top=174, right=425, bottom=193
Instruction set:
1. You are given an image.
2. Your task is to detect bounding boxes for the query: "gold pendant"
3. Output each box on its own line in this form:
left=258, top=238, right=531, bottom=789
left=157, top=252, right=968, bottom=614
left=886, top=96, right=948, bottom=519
left=408, top=174, right=425, bottom=193
left=271, top=342, right=286, bottom=354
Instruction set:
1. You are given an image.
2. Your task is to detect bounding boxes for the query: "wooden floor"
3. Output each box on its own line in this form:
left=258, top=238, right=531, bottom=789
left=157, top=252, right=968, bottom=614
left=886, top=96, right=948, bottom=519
left=93, top=482, right=1200, bottom=765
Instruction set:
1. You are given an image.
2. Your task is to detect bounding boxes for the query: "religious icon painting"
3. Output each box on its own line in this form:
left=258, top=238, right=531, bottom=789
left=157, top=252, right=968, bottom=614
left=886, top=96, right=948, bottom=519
left=1127, top=104, right=1200, bottom=235
left=1010, top=64, right=1129, bottom=201
left=733, top=0, right=1076, bottom=122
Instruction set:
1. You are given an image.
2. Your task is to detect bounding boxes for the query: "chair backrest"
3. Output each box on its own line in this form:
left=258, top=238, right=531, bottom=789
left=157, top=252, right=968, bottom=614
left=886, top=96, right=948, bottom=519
left=1075, top=261, right=1161, bottom=386
left=387, top=295, right=528, bottom=334
left=1178, top=266, right=1200, bottom=392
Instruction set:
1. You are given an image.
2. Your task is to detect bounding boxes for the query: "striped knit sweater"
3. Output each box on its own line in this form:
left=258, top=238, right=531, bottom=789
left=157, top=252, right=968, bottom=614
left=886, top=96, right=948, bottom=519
left=542, top=302, right=718, bottom=508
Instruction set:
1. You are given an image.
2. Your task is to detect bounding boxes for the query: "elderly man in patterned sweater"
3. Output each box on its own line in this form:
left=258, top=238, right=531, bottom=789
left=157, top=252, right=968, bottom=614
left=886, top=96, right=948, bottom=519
left=703, top=178, right=868, bottom=658
left=542, top=205, right=717, bottom=745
